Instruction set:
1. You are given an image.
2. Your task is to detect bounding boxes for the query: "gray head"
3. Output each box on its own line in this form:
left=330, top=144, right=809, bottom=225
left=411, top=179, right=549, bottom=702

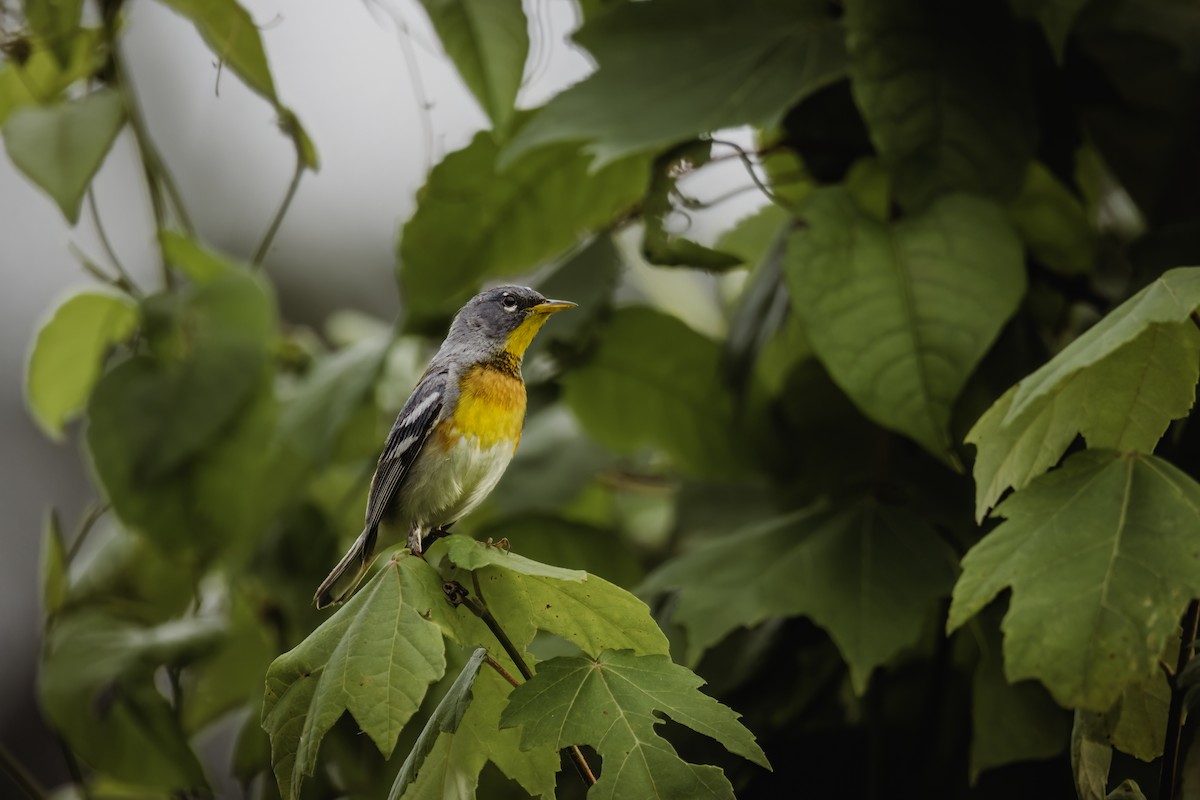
left=440, top=285, right=576, bottom=362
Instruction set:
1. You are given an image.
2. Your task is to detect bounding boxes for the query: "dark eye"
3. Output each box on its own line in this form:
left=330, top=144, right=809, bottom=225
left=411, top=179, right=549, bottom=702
left=501, top=293, right=518, bottom=311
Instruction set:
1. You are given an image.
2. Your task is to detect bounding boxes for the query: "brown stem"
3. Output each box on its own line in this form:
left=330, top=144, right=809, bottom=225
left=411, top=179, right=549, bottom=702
left=1160, top=599, right=1200, bottom=800
left=445, top=579, right=597, bottom=786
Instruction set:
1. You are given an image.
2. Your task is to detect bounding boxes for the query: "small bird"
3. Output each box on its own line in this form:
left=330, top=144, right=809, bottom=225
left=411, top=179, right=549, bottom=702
left=313, top=285, right=575, bottom=608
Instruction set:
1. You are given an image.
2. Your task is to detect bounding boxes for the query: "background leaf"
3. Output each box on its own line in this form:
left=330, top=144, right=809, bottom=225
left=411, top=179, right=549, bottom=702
left=398, top=128, right=647, bottom=316
left=844, top=0, right=1034, bottom=209
left=502, top=0, right=846, bottom=165
left=949, top=450, right=1200, bottom=710
left=2, top=88, right=125, bottom=223
left=416, top=0, right=528, bottom=135
left=26, top=289, right=137, bottom=439
left=561, top=307, right=749, bottom=479
left=644, top=502, right=959, bottom=689
left=786, top=189, right=1025, bottom=460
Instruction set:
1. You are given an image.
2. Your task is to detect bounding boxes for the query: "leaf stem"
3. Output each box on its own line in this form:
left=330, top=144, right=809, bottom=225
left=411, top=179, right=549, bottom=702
left=105, top=27, right=193, bottom=288
left=1159, top=599, right=1200, bottom=800
left=483, top=653, right=521, bottom=689
left=708, top=137, right=800, bottom=214
left=252, top=148, right=304, bottom=266
left=0, top=743, right=45, bottom=800
left=86, top=188, right=142, bottom=296
left=66, top=503, right=109, bottom=563
left=449, top=577, right=598, bottom=786
left=56, top=734, right=91, bottom=800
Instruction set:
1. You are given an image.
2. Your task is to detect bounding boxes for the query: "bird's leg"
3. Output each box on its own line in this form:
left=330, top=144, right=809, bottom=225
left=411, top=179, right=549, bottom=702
left=407, top=523, right=425, bottom=557
left=413, top=522, right=455, bottom=556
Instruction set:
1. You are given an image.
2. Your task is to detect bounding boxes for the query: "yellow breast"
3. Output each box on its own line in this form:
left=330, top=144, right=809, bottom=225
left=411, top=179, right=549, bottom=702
left=441, top=365, right=527, bottom=449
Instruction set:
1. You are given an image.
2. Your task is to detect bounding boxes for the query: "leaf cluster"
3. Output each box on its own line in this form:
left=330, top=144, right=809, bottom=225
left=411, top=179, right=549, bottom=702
left=13, top=0, right=1200, bottom=799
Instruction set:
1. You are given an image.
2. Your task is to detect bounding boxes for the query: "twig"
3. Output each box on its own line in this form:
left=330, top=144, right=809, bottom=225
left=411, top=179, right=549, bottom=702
left=708, top=137, right=799, bottom=214
left=1159, top=599, right=1200, bottom=800
left=483, top=653, right=521, bottom=689
left=67, top=503, right=109, bottom=563
left=252, top=149, right=304, bottom=266
left=69, top=242, right=137, bottom=296
left=445, top=578, right=597, bottom=786
left=105, top=30, right=193, bottom=288
left=86, top=188, right=141, bottom=296
left=56, top=735, right=90, bottom=800
left=0, top=744, right=45, bottom=800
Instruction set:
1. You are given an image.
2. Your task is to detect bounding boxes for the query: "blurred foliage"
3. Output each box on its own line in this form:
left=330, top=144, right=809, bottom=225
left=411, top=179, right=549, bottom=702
left=9, top=0, right=1200, bottom=799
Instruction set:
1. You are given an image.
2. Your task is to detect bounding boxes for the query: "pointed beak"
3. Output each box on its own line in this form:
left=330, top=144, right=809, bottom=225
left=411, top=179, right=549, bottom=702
left=530, top=299, right=577, bottom=314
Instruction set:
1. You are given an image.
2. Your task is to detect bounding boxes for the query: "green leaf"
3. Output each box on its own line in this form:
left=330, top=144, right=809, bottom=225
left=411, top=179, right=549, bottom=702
left=181, top=593, right=276, bottom=732
left=1106, top=671, right=1169, bottom=762
left=949, top=450, right=1200, bottom=710
left=40, top=509, right=67, bottom=617
left=641, top=143, right=743, bottom=270
left=644, top=502, right=958, bottom=689
left=86, top=276, right=280, bottom=554
left=432, top=534, right=585, bottom=581
left=969, top=625, right=1070, bottom=782
left=969, top=268, right=1200, bottom=520
left=26, top=289, right=137, bottom=440
left=844, top=0, right=1034, bottom=209
left=388, top=649, right=558, bottom=800
left=40, top=610, right=223, bottom=790
left=430, top=534, right=670, bottom=660
left=502, top=0, right=846, bottom=166
left=3, top=88, right=125, bottom=223
left=561, top=307, right=749, bottom=479
left=154, top=0, right=276, bottom=101
left=399, top=128, right=647, bottom=315
left=416, top=0, right=528, bottom=135
left=389, top=647, right=487, bottom=800
left=0, top=29, right=104, bottom=125
left=97, top=272, right=274, bottom=479
left=1007, top=162, right=1097, bottom=275
left=160, top=231, right=236, bottom=282
left=262, top=554, right=448, bottom=800
left=277, top=334, right=390, bottom=468
left=785, top=189, right=1025, bottom=461
left=23, top=0, right=85, bottom=65
left=476, top=514, right=645, bottom=588
left=1072, top=710, right=1113, bottom=800
left=1009, top=268, right=1200, bottom=420
left=501, top=650, right=770, bottom=799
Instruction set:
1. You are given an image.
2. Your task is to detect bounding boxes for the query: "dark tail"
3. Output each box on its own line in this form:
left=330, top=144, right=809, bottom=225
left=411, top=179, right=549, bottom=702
left=313, top=525, right=378, bottom=609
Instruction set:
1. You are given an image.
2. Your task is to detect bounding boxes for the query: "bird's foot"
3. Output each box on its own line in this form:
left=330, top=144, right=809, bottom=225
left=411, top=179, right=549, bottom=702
left=484, top=537, right=510, bottom=552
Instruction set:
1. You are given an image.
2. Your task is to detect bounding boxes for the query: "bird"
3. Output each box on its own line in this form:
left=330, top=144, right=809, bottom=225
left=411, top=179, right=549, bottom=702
left=313, top=285, right=576, bottom=608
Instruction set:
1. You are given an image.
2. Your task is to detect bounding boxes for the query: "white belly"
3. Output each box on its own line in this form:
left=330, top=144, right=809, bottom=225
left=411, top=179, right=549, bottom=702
left=398, top=435, right=514, bottom=532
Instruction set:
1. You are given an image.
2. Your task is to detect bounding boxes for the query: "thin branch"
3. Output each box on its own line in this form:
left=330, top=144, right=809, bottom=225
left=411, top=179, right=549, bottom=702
left=0, top=744, right=45, bottom=800
left=69, top=242, right=138, bottom=297
left=66, top=503, right=109, bottom=563
left=1159, top=599, right=1200, bottom=800
left=364, top=0, right=436, bottom=172
left=708, top=137, right=800, bottom=214
left=86, top=188, right=141, bottom=295
left=445, top=578, right=597, bottom=787
left=106, top=30, right=193, bottom=288
left=56, top=735, right=90, bottom=800
left=252, top=150, right=304, bottom=266
left=483, top=654, right=521, bottom=689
